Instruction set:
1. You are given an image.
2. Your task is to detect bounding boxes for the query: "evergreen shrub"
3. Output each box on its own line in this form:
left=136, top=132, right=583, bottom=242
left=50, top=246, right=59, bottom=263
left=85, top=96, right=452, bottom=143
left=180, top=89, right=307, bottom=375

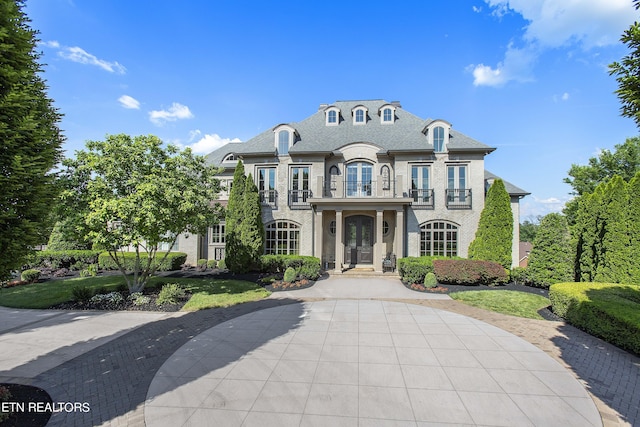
left=260, top=255, right=321, bottom=280
left=72, top=286, right=93, bottom=302
left=510, top=267, right=531, bottom=285
left=397, top=256, right=450, bottom=284
left=424, top=272, right=437, bottom=288
left=433, top=259, right=508, bottom=285
left=550, top=282, right=640, bottom=356
left=21, top=269, right=41, bottom=283
left=98, top=252, right=187, bottom=271
left=527, top=213, right=573, bottom=288
left=217, top=259, right=226, bottom=269
left=283, top=267, right=297, bottom=283
left=207, top=259, right=217, bottom=269
left=24, top=250, right=101, bottom=270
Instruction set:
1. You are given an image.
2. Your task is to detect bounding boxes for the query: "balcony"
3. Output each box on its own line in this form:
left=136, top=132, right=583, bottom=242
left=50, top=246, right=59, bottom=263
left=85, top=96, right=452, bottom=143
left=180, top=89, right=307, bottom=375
left=288, top=189, right=312, bottom=209
left=322, top=177, right=398, bottom=198
left=259, top=189, right=277, bottom=208
left=410, top=189, right=434, bottom=209
left=445, top=189, right=472, bottom=209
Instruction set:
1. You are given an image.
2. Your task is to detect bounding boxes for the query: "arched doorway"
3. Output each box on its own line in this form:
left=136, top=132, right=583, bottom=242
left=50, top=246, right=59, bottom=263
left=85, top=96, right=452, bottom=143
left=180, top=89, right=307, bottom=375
left=344, top=215, right=373, bottom=264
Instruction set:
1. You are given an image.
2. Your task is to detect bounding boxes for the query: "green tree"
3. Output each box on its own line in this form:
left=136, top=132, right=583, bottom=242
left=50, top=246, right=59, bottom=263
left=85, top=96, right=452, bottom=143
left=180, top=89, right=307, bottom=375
left=519, top=216, right=541, bottom=242
left=609, top=0, right=640, bottom=128
left=593, top=176, right=632, bottom=284
left=59, top=134, right=220, bottom=292
left=47, top=219, right=91, bottom=251
left=0, top=0, right=64, bottom=280
left=239, top=173, right=264, bottom=269
left=468, top=179, right=513, bottom=268
left=224, top=160, right=246, bottom=273
left=527, top=213, right=573, bottom=287
left=628, top=171, right=640, bottom=284
left=564, top=137, right=640, bottom=224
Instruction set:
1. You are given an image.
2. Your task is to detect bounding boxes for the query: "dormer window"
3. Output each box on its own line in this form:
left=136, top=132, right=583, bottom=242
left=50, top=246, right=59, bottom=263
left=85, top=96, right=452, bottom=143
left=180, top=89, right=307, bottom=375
left=378, top=104, right=396, bottom=124
left=422, top=120, right=451, bottom=153
left=325, top=106, right=340, bottom=126
left=433, top=126, right=445, bottom=152
left=222, top=153, right=237, bottom=162
left=352, top=105, right=368, bottom=125
left=273, top=124, right=296, bottom=155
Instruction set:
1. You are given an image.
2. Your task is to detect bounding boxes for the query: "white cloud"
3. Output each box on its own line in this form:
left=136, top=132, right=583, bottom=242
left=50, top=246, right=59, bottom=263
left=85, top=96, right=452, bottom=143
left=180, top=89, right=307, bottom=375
left=553, top=91, right=570, bottom=102
left=562, top=92, right=570, bottom=101
left=118, top=95, right=140, bottom=109
left=520, top=194, right=571, bottom=217
left=487, top=0, right=635, bottom=49
left=42, top=40, right=60, bottom=48
left=188, top=133, right=241, bottom=154
left=56, top=46, right=126, bottom=74
left=471, top=44, right=537, bottom=87
left=149, top=103, right=194, bottom=125
left=472, top=6, right=482, bottom=13
left=471, top=0, right=636, bottom=87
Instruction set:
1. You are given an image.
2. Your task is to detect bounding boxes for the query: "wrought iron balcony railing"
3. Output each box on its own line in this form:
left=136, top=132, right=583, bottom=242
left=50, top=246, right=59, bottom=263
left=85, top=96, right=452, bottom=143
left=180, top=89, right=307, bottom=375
left=410, top=189, right=435, bottom=208
left=259, top=189, right=277, bottom=208
left=445, top=189, right=472, bottom=209
left=288, top=189, right=312, bottom=209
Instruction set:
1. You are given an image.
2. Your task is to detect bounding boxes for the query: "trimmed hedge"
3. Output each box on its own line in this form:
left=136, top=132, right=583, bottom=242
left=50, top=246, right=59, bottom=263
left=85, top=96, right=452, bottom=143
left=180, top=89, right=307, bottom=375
left=549, top=282, right=640, bottom=356
left=260, top=255, right=321, bottom=280
left=98, top=252, right=187, bottom=272
left=24, top=250, right=102, bottom=270
left=397, top=256, right=452, bottom=284
left=433, top=259, right=508, bottom=286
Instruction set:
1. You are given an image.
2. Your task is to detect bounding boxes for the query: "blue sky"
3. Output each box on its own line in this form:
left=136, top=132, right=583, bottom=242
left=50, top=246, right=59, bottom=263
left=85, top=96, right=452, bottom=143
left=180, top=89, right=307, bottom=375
left=26, top=0, right=639, bottom=220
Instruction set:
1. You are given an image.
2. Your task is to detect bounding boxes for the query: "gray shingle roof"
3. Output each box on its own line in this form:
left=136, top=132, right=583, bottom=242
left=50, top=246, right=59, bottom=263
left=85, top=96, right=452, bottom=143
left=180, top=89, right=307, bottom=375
left=205, top=99, right=496, bottom=165
left=485, top=170, right=530, bottom=197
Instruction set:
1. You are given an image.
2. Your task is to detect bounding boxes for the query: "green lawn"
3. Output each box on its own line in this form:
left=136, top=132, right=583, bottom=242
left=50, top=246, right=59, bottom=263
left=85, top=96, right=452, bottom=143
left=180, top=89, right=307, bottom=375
left=0, top=275, right=270, bottom=310
left=449, top=290, right=551, bottom=320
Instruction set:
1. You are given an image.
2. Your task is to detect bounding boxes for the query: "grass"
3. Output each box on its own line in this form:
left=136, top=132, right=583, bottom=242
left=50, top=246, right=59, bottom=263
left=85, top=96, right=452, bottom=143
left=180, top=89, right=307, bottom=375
left=0, top=275, right=270, bottom=310
left=449, top=290, right=551, bottom=320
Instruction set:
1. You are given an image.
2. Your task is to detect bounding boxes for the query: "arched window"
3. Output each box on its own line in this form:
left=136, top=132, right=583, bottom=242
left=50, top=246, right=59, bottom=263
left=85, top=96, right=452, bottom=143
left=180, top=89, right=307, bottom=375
left=328, top=110, right=337, bottom=124
left=329, top=165, right=340, bottom=190
left=383, top=108, right=392, bottom=122
left=433, top=126, right=445, bottom=152
left=278, top=130, right=290, bottom=155
left=265, top=221, right=300, bottom=255
left=222, top=153, right=236, bottom=162
left=355, top=109, right=364, bottom=123
left=420, top=221, right=458, bottom=257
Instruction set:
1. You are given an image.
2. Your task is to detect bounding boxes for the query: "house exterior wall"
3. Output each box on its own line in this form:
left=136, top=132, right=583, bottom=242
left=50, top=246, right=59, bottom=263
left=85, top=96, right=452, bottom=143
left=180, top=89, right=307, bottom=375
left=180, top=100, right=528, bottom=270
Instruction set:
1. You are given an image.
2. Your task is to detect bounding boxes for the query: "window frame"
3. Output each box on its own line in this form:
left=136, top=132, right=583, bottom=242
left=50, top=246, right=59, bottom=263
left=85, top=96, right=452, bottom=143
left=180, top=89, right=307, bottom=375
left=210, top=223, right=226, bottom=244
left=420, top=221, right=458, bottom=257
left=265, top=221, right=300, bottom=255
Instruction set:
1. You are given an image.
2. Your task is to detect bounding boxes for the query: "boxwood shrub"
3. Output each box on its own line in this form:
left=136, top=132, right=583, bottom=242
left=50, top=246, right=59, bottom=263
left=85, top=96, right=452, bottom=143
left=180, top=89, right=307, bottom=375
left=260, top=255, right=321, bottom=280
left=98, top=252, right=187, bottom=272
left=24, top=250, right=102, bottom=270
left=433, top=259, right=508, bottom=286
left=549, top=282, right=640, bottom=356
left=397, top=256, right=451, bottom=284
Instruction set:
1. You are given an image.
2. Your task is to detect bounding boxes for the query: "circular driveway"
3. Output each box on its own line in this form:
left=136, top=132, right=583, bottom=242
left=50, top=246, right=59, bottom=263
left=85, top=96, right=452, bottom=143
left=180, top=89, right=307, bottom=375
left=145, top=300, right=601, bottom=426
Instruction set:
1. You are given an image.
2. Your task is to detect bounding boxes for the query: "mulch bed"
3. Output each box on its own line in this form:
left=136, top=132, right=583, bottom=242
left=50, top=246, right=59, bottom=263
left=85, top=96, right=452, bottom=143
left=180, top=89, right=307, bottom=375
left=48, top=288, right=190, bottom=312
left=0, top=383, right=52, bottom=427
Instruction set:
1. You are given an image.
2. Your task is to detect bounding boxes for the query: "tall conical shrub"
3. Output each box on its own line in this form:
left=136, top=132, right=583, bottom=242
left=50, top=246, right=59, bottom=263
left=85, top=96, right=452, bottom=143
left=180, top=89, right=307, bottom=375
left=240, top=173, right=264, bottom=270
left=225, top=160, right=246, bottom=272
left=527, top=213, right=573, bottom=287
left=468, top=179, right=513, bottom=268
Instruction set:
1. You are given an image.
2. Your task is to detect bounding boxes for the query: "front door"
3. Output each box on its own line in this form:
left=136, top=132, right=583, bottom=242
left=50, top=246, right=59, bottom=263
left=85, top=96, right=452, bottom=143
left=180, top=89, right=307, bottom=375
left=344, top=215, right=373, bottom=265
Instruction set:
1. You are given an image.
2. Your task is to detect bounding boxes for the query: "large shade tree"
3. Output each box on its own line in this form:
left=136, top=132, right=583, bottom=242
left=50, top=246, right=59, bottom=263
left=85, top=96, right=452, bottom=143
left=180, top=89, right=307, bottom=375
left=0, top=0, right=64, bottom=280
left=609, top=0, right=640, bottom=128
left=59, top=134, right=221, bottom=292
left=468, top=179, right=513, bottom=268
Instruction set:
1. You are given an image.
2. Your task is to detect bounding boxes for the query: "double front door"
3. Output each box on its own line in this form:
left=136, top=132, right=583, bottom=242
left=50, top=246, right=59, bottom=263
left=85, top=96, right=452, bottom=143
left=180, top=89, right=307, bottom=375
left=344, top=215, right=373, bottom=265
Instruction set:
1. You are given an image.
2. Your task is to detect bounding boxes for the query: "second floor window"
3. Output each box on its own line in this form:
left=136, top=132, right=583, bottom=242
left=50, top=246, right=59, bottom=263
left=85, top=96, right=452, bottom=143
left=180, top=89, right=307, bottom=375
left=258, top=167, right=276, bottom=206
left=210, top=223, right=225, bottom=244
left=290, top=166, right=310, bottom=206
left=346, top=162, right=372, bottom=197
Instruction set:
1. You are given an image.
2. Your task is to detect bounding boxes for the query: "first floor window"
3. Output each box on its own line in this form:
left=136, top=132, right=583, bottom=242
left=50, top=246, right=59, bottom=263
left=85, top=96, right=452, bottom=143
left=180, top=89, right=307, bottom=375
left=211, top=223, right=225, bottom=244
left=420, top=221, right=458, bottom=257
left=265, top=221, right=300, bottom=255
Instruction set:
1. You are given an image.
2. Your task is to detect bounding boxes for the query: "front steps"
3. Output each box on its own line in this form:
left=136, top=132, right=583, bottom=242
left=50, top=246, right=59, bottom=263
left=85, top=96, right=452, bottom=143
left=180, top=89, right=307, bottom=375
left=327, top=267, right=400, bottom=278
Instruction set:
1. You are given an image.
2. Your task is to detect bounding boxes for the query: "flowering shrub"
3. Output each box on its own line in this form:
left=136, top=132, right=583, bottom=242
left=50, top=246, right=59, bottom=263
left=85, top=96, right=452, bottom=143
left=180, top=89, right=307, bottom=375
left=433, top=259, right=508, bottom=286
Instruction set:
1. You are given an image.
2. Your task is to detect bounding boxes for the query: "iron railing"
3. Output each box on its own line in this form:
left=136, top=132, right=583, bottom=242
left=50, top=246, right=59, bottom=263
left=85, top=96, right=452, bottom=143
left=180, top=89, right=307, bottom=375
left=445, top=189, right=472, bottom=209
left=409, top=189, right=434, bottom=208
left=259, top=189, right=277, bottom=207
left=288, top=189, right=312, bottom=209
